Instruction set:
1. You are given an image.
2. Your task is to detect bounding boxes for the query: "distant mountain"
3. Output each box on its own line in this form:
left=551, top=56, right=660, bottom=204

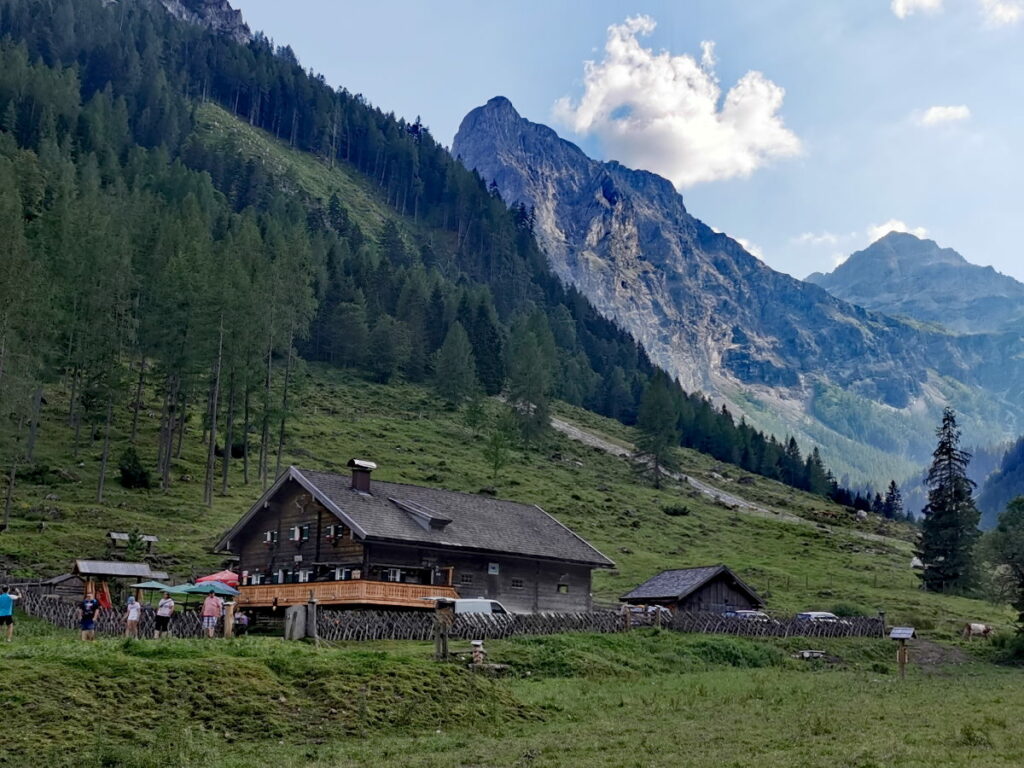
left=453, top=97, right=1024, bottom=482
left=806, top=232, right=1024, bottom=334
left=978, top=436, right=1024, bottom=529
left=156, top=0, right=250, bottom=43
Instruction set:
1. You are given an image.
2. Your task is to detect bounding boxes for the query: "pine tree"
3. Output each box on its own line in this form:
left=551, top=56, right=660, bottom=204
left=882, top=480, right=903, bottom=520
left=506, top=322, right=550, bottom=445
left=635, top=375, right=680, bottom=488
left=988, top=497, right=1024, bottom=630
left=917, top=407, right=980, bottom=592
left=433, top=321, right=478, bottom=408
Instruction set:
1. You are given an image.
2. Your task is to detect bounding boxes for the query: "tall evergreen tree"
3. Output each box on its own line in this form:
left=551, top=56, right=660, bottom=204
left=882, top=480, right=903, bottom=520
left=635, top=375, right=681, bottom=488
left=917, top=407, right=980, bottom=592
left=988, top=497, right=1024, bottom=631
left=433, top=321, right=478, bottom=408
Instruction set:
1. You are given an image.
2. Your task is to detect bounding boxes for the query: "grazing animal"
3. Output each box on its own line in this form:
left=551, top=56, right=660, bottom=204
left=962, top=622, right=992, bottom=640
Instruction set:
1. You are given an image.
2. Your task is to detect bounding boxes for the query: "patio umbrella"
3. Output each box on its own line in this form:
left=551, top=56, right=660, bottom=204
left=183, top=581, right=240, bottom=596
left=129, top=580, right=170, bottom=590
left=196, top=570, right=239, bottom=587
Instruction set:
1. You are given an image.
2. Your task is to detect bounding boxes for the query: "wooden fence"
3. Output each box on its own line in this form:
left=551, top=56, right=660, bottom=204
left=316, top=608, right=884, bottom=643
left=17, top=589, right=207, bottom=638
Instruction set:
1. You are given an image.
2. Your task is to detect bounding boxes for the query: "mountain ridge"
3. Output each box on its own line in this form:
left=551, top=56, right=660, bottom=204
left=806, top=232, right=1024, bottom=334
left=452, top=97, right=1024, bottom=482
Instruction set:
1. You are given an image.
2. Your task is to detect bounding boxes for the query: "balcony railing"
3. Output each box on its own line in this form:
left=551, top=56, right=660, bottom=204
left=238, top=579, right=460, bottom=609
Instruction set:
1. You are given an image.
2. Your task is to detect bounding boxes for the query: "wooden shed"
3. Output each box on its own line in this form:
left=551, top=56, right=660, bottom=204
left=620, top=565, right=763, bottom=613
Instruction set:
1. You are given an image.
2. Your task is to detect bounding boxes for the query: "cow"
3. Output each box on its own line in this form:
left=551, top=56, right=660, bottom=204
left=962, top=622, right=993, bottom=640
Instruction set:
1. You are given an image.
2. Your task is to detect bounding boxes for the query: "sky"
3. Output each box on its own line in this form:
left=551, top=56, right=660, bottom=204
left=231, top=0, right=1024, bottom=281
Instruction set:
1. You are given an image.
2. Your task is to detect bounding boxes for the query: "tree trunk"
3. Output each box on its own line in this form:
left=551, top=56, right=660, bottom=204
left=25, top=386, right=43, bottom=462
left=96, top=396, right=114, bottom=503
left=160, top=373, right=180, bottom=490
left=204, top=318, right=224, bottom=507
left=274, top=330, right=294, bottom=478
left=130, top=357, right=146, bottom=444
left=1, top=460, right=17, bottom=533
left=175, top=384, right=188, bottom=459
left=242, top=381, right=251, bottom=485
left=221, top=371, right=236, bottom=496
left=259, top=333, right=274, bottom=489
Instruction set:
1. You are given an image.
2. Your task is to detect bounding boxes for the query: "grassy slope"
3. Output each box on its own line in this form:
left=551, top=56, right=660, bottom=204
left=2, top=363, right=1012, bottom=638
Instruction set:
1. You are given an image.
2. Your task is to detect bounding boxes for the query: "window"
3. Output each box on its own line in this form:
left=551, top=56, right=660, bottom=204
left=300, top=524, right=311, bottom=542
left=297, top=569, right=311, bottom=583
left=263, top=530, right=278, bottom=545
left=490, top=602, right=508, bottom=614
left=275, top=569, right=286, bottom=584
left=557, top=583, right=569, bottom=594
left=460, top=573, right=474, bottom=586
left=510, top=578, right=524, bottom=590
left=334, top=567, right=354, bottom=581
left=488, top=562, right=500, bottom=575
left=385, top=568, right=402, bottom=583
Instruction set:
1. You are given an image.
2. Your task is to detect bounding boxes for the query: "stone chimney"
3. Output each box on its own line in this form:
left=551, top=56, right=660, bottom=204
left=347, top=459, right=377, bottom=493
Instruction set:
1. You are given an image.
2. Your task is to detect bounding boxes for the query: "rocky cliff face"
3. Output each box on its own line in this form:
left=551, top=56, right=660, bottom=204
left=453, top=97, right=1024, bottom=481
left=806, top=232, right=1024, bottom=334
left=157, top=0, right=250, bottom=44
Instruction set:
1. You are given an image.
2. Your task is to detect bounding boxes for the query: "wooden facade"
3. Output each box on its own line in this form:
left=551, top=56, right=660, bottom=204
left=620, top=565, right=764, bottom=614
left=220, top=466, right=613, bottom=613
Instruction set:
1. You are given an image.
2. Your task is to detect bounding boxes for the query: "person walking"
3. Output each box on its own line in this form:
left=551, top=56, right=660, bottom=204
left=154, top=591, right=175, bottom=639
left=233, top=608, right=250, bottom=637
left=78, top=591, right=101, bottom=641
left=124, top=596, right=142, bottom=638
left=0, top=585, right=22, bottom=642
left=201, top=592, right=224, bottom=638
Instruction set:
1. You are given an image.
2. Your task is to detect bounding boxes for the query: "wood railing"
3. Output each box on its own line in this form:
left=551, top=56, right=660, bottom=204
left=237, top=579, right=459, bottom=608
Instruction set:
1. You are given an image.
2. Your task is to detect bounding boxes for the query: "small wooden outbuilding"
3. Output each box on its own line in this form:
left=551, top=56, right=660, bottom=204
left=620, top=564, right=763, bottom=613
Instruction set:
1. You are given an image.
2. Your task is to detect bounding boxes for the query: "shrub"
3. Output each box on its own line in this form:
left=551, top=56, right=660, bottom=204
left=19, top=464, right=52, bottom=484
left=118, top=447, right=151, bottom=489
left=662, top=505, right=690, bottom=517
left=831, top=602, right=869, bottom=617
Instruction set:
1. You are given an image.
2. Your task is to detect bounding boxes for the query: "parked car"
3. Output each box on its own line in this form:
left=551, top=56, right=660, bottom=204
left=795, top=611, right=851, bottom=626
left=722, top=609, right=775, bottom=623
left=623, top=604, right=672, bottom=627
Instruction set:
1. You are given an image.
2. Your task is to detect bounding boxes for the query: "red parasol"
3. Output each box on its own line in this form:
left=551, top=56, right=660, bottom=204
left=196, top=569, right=240, bottom=587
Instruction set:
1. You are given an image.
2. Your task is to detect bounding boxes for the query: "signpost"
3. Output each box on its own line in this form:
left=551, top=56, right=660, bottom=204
left=889, top=626, right=916, bottom=679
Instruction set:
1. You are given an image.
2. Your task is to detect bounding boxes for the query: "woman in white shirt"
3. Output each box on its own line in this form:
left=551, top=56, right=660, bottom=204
left=124, top=596, right=142, bottom=637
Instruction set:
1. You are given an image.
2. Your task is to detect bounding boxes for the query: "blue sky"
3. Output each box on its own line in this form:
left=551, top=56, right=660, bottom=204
left=232, top=0, right=1024, bottom=281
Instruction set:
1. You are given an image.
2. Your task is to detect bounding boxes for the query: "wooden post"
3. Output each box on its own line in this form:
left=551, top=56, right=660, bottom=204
left=307, top=589, right=319, bottom=646
left=897, top=638, right=908, bottom=679
left=224, top=600, right=235, bottom=638
left=433, top=599, right=453, bottom=660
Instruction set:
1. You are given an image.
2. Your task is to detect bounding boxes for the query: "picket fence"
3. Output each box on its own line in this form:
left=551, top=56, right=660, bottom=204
left=17, top=589, right=207, bottom=638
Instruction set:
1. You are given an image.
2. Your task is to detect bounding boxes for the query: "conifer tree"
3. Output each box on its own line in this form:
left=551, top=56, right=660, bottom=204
left=433, top=321, right=478, bottom=408
left=917, top=407, right=980, bottom=592
left=635, top=375, right=680, bottom=488
left=988, top=497, right=1024, bottom=630
left=883, top=480, right=903, bottom=520
left=506, top=322, right=550, bottom=445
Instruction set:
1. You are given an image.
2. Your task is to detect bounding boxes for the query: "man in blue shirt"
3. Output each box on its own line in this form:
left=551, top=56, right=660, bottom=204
left=0, top=585, right=22, bottom=642
left=78, top=591, right=101, bottom=641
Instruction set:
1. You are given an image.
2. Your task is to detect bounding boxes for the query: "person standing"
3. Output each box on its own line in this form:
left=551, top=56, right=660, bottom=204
left=154, top=591, right=175, bottom=639
left=124, top=596, right=142, bottom=638
left=233, top=608, right=250, bottom=637
left=201, top=592, right=224, bottom=638
left=78, top=591, right=101, bottom=641
left=0, top=586, right=22, bottom=642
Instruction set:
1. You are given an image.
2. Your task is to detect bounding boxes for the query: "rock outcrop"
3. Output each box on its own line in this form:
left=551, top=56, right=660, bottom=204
left=156, top=0, right=250, bottom=44
left=807, top=232, right=1024, bottom=334
left=453, top=97, right=1024, bottom=480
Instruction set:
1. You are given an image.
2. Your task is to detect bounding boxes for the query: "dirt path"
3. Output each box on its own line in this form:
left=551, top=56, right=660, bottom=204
left=549, top=415, right=907, bottom=548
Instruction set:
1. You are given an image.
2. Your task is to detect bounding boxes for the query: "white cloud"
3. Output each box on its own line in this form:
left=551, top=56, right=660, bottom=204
left=793, top=231, right=840, bottom=247
left=891, top=0, right=943, bottom=18
left=553, top=16, right=801, bottom=188
left=917, top=105, right=971, bottom=125
left=734, top=236, right=765, bottom=260
left=979, top=0, right=1024, bottom=25
left=866, top=219, right=928, bottom=243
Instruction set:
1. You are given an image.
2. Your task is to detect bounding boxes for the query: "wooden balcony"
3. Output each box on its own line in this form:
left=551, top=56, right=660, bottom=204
left=237, top=580, right=460, bottom=609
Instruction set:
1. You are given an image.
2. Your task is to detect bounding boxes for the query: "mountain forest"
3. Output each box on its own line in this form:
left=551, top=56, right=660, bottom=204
left=0, top=0, right=872, bottom=532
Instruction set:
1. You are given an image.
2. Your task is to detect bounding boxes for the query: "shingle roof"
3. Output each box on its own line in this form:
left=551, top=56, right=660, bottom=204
left=217, top=466, right=614, bottom=568
left=620, top=565, right=762, bottom=604
left=73, top=560, right=169, bottom=579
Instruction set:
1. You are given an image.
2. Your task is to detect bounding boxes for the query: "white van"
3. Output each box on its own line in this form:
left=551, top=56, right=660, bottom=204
left=424, top=597, right=510, bottom=615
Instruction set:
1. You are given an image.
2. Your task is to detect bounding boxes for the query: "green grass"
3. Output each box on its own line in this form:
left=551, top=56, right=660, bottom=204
left=4, top=620, right=1023, bottom=768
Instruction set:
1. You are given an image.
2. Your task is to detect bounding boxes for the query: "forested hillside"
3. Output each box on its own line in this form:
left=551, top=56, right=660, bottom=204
left=0, top=0, right=868, bottom=534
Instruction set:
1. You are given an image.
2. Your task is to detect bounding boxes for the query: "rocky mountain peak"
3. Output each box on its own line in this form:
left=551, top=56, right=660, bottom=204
left=808, top=233, right=1024, bottom=333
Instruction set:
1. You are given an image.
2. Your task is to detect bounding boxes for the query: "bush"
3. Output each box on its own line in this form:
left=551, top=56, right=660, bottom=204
left=19, top=464, right=52, bottom=484
left=118, top=447, right=151, bottom=489
left=831, top=602, right=870, bottom=617
left=662, top=505, right=691, bottom=517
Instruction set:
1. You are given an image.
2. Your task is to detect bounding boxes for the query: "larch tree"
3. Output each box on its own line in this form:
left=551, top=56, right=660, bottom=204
left=635, top=374, right=681, bottom=489
left=917, top=407, right=980, bottom=592
left=433, top=321, right=478, bottom=408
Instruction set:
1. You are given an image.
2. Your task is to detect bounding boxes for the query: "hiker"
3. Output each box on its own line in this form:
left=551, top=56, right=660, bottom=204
left=124, top=596, right=142, bottom=638
left=78, top=591, right=101, bottom=641
left=233, top=608, right=250, bottom=637
left=154, top=591, right=175, bottom=639
left=0, top=585, right=22, bottom=642
left=201, top=592, right=224, bottom=638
